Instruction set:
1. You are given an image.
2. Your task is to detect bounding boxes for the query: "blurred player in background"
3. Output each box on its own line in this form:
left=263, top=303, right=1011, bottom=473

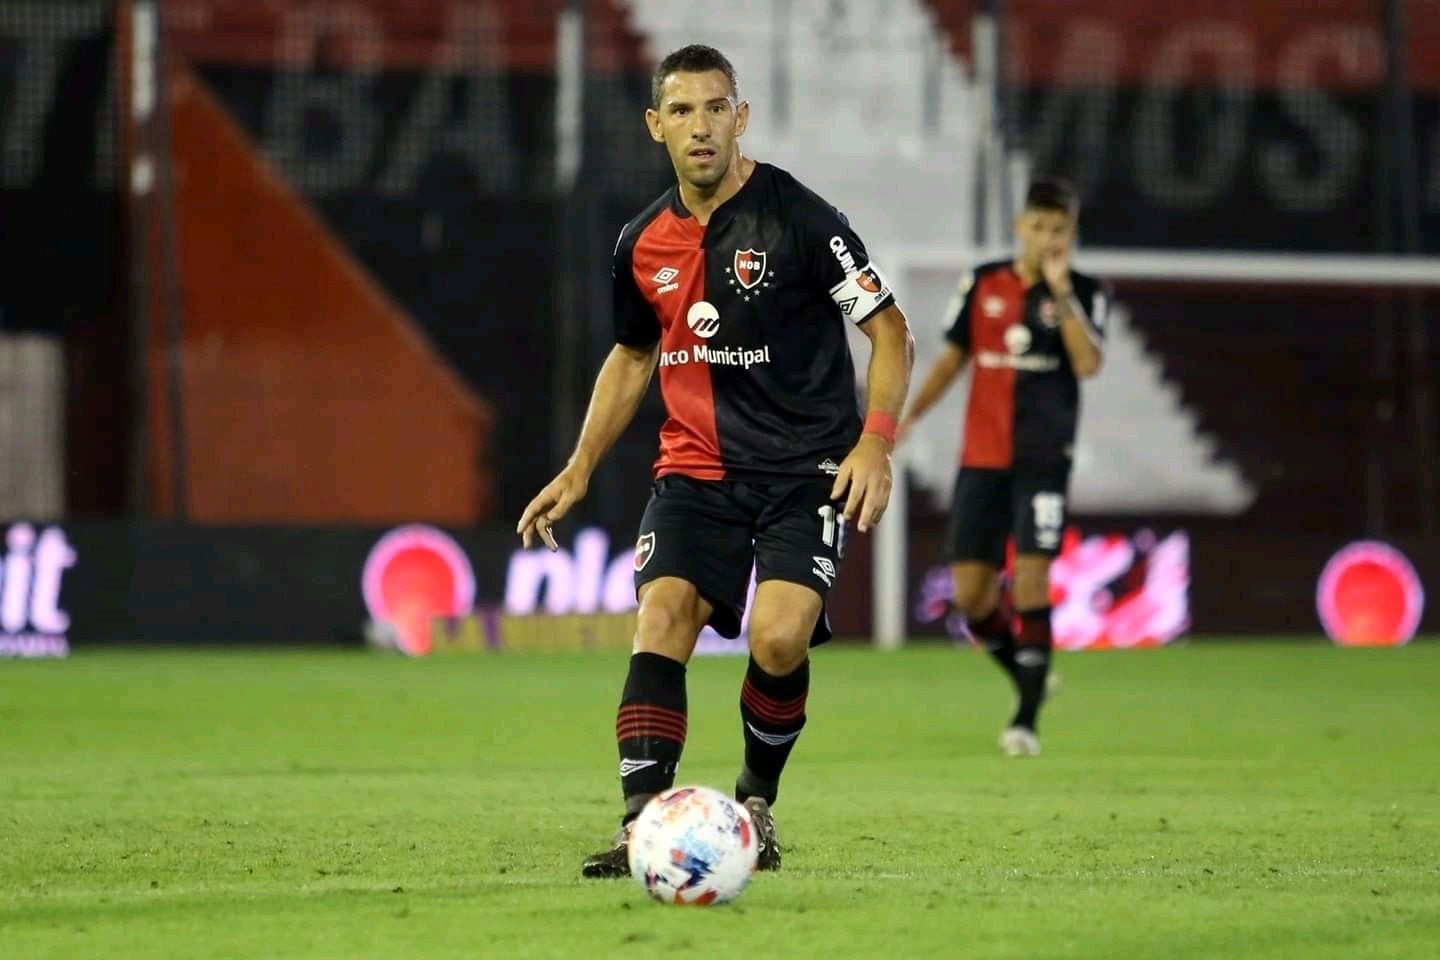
left=899, top=179, right=1105, bottom=756
left=517, top=44, right=914, bottom=875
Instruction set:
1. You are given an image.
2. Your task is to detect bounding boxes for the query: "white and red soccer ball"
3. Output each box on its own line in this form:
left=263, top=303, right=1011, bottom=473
left=627, top=785, right=758, bottom=905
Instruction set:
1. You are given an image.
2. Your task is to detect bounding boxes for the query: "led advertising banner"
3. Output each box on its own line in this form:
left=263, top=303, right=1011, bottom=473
left=914, top=527, right=1191, bottom=650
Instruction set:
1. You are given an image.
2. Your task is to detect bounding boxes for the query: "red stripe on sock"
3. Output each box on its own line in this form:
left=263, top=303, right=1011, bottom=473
left=616, top=705, right=687, bottom=742
left=616, top=726, right=687, bottom=743
left=741, top=680, right=806, bottom=724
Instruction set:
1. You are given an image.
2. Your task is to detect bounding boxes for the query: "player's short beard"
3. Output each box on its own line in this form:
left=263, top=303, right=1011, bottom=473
left=679, top=150, right=729, bottom=191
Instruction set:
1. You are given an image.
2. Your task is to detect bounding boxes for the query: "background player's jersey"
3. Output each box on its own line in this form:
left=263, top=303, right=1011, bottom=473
left=944, top=260, right=1107, bottom=468
left=613, top=162, right=895, bottom=481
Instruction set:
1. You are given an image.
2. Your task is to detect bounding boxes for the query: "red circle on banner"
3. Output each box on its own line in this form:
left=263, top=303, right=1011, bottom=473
left=1316, top=541, right=1424, bottom=647
left=362, top=526, right=476, bottom=656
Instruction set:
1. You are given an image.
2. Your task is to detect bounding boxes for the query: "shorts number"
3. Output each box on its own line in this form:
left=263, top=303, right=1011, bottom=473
left=817, top=504, right=847, bottom=558
left=1031, top=493, right=1065, bottom=550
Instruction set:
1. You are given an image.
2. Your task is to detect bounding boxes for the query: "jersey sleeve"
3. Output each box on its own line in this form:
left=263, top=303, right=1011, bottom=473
left=1070, top=273, right=1109, bottom=344
left=799, top=198, right=896, bottom=325
left=612, top=223, right=660, bottom=347
left=942, top=272, right=975, bottom=350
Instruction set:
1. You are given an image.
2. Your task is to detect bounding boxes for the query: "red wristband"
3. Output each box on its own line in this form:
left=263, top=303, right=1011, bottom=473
left=863, top=410, right=898, bottom=445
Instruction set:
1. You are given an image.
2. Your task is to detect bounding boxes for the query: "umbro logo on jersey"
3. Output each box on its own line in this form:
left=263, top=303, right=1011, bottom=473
left=620, top=758, right=658, bottom=777
left=837, top=296, right=859, bottom=316
left=812, top=556, right=837, bottom=586
left=983, top=295, right=1007, bottom=318
left=653, top=266, right=680, bottom=295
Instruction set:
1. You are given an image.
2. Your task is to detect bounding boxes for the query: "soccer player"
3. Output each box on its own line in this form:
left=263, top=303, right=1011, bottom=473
left=516, top=45, right=914, bottom=876
left=898, top=179, right=1105, bottom=757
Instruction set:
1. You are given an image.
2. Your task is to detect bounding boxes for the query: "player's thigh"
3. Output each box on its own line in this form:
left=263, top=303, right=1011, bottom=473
left=634, top=577, right=714, bottom=663
left=751, top=478, right=845, bottom=650
left=747, top=580, right=824, bottom=675
left=634, top=476, right=755, bottom=640
left=945, top=468, right=1011, bottom=570
left=1010, top=460, right=1071, bottom=608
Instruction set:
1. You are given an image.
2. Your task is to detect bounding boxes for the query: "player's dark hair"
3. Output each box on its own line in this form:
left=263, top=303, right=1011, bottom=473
left=651, top=45, right=740, bottom=108
left=1024, top=178, right=1080, bottom=217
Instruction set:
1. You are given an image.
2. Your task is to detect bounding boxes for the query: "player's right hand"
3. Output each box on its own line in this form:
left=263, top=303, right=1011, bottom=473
left=516, top=467, right=590, bottom=552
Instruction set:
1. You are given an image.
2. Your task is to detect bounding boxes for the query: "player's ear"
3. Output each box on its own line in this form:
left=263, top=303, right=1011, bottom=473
left=733, top=99, right=750, bottom=138
left=645, top=108, right=665, bottom=144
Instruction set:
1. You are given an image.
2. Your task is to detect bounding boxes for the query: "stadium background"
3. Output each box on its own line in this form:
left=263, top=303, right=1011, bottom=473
left=2, top=0, right=1439, bottom=653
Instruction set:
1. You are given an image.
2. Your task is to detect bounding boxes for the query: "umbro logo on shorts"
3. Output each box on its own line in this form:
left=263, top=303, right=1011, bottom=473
left=812, top=556, right=837, bottom=586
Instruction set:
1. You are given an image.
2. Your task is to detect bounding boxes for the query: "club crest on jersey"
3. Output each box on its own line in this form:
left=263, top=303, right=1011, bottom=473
left=733, top=249, right=767, bottom=290
left=634, top=532, right=656, bottom=571
left=1039, top=298, right=1059, bottom=328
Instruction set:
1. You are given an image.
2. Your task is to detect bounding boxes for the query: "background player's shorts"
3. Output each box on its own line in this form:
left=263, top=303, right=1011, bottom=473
left=633, top=474, right=848, bottom=645
left=944, top=461, right=1072, bottom=567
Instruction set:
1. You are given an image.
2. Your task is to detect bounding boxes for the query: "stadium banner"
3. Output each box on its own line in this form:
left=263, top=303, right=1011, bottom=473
left=2, top=519, right=1434, bottom=659
left=904, top=522, right=1438, bottom=645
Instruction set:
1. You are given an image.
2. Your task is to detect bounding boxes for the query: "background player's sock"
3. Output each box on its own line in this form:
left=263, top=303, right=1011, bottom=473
left=1011, top=607, right=1053, bottom=731
left=736, top=656, right=809, bottom=805
left=615, top=652, right=687, bottom=821
left=968, top=606, right=1017, bottom=682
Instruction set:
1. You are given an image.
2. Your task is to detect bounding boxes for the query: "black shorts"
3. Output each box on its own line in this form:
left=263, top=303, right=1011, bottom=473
left=945, top=461, right=1072, bottom=567
left=632, top=474, right=848, bottom=644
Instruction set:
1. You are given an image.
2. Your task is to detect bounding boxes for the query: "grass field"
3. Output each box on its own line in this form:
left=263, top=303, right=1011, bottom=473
left=4, top=642, right=1439, bottom=959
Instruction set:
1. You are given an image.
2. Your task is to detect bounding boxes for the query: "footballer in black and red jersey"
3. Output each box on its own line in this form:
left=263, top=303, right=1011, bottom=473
left=900, top=178, right=1106, bottom=757
left=515, top=44, right=914, bottom=877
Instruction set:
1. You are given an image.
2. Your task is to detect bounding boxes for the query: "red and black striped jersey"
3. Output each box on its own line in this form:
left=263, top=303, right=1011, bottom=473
left=944, top=260, right=1107, bottom=468
left=613, top=162, right=895, bottom=481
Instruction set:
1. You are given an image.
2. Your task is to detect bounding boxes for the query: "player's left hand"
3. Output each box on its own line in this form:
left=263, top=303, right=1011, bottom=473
left=1041, top=245, right=1073, bottom=299
left=831, top=433, right=892, bottom=534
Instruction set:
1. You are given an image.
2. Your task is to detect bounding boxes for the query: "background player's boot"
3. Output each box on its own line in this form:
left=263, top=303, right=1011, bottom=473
left=742, top=797, right=782, bottom=871
left=999, top=725, right=1041, bottom=757
left=580, top=822, right=632, bottom=878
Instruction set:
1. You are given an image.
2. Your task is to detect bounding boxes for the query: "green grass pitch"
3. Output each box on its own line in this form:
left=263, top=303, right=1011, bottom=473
left=4, top=642, right=1439, bottom=959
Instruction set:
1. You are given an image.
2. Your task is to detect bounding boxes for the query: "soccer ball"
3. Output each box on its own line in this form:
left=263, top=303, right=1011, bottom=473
left=627, top=785, right=759, bottom=905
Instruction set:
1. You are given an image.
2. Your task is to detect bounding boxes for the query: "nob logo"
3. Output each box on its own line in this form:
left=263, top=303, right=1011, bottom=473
left=687, top=300, right=720, bottom=339
left=362, top=525, right=477, bottom=657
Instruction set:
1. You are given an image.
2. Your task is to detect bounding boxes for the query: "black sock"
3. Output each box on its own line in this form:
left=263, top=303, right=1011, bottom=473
left=615, top=652, right=687, bottom=821
left=1011, top=608, right=1053, bottom=732
left=736, top=657, right=809, bottom=805
left=968, top=606, right=1017, bottom=682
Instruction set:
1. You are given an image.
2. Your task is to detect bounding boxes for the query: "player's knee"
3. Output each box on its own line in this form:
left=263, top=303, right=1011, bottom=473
left=747, top=619, right=809, bottom=675
left=634, top=584, right=705, bottom=659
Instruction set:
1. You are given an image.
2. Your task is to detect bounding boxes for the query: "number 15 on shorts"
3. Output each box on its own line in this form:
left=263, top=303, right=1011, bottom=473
left=812, top=505, right=848, bottom=589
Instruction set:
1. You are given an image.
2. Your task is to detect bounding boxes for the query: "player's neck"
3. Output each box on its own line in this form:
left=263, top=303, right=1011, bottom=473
left=677, top=153, right=756, bottom=225
left=1013, top=258, right=1042, bottom=286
